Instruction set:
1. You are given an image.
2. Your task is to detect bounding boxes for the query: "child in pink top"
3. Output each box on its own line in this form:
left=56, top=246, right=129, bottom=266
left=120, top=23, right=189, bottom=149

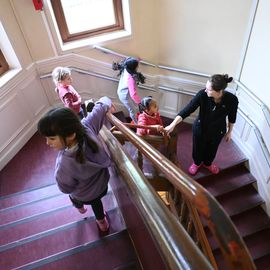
left=112, top=57, right=145, bottom=123
left=52, top=67, right=83, bottom=119
left=137, top=96, right=164, bottom=136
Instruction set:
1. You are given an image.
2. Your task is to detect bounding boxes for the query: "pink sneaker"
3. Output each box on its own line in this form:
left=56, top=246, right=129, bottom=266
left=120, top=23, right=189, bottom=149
left=188, top=163, right=202, bottom=175
left=96, top=213, right=109, bottom=232
left=77, top=207, right=87, bottom=214
left=203, top=164, right=220, bottom=174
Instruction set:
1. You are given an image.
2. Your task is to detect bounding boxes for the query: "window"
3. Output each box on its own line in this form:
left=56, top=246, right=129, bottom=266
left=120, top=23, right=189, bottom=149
left=0, top=49, right=9, bottom=77
left=50, top=0, right=124, bottom=43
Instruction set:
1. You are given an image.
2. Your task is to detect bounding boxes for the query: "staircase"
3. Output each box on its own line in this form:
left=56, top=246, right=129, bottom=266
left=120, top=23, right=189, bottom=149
left=176, top=122, right=270, bottom=270
left=1, top=118, right=270, bottom=269
left=0, top=183, right=142, bottom=270
left=0, top=133, right=142, bottom=270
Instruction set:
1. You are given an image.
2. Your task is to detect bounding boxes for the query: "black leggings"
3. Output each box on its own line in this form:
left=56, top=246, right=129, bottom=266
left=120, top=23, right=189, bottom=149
left=69, top=187, right=108, bottom=220
left=192, top=131, right=224, bottom=166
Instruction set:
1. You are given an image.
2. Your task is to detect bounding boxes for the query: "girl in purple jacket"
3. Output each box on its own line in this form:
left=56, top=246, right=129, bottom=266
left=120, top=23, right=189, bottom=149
left=38, top=97, right=113, bottom=232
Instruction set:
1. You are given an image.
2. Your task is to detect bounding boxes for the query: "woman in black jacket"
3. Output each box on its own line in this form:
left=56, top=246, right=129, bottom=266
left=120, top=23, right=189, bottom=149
left=165, top=74, right=238, bottom=175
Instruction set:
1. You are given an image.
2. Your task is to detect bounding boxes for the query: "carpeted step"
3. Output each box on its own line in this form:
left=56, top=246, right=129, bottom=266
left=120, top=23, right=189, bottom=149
left=0, top=209, right=126, bottom=270
left=0, top=192, right=116, bottom=248
left=254, top=253, right=270, bottom=270
left=0, top=194, right=70, bottom=227
left=0, top=184, right=60, bottom=211
left=31, top=230, right=141, bottom=270
left=113, top=261, right=142, bottom=270
left=197, top=165, right=256, bottom=197
left=213, top=234, right=270, bottom=270
left=213, top=245, right=269, bottom=270
left=216, top=185, right=265, bottom=217
left=245, top=228, right=270, bottom=260
left=204, top=206, right=270, bottom=251
left=232, top=206, right=270, bottom=238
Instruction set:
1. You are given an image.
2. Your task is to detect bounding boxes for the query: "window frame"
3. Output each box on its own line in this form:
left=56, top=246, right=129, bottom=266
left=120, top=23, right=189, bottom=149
left=0, top=49, right=9, bottom=77
left=50, top=0, right=124, bottom=43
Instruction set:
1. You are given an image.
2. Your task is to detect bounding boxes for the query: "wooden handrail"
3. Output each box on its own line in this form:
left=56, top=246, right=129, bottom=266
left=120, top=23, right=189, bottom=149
left=106, top=112, right=256, bottom=270
left=111, top=122, right=169, bottom=147
left=93, top=45, right=157, bottom=67
left=100, top=126, right=213, bottom=270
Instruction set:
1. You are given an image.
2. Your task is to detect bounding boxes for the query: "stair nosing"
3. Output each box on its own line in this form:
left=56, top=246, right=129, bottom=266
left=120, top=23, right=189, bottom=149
left=12, top=229, right=129, bottom=270
left=228, top=201, right=265, bottom=217
left=0, top=193, right=63, bottom=213
left=204, top=178, right=256, bottom=198
left=195, top=159, right=248, bottom=181
left=0, top=183, right=57, bottom=200
left=1, top=189, right=113, bottom=213
left=0, top=204, right=72, bottom=230
left=0, top=207, right=120, bottom=253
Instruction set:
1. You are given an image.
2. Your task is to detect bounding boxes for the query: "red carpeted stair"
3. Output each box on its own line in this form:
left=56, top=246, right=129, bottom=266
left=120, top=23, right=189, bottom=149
left=177, top=122, right=270, bottom=269
left=0, top=133, right=142, bottom=270
left=0, top=183, right=141, bottom=270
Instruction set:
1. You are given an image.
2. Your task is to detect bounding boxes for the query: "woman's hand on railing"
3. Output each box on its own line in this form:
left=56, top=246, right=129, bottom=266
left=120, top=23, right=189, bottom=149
left=164, top=124, right=175, bottom=136
left=164, top=115, right=183, bottom=136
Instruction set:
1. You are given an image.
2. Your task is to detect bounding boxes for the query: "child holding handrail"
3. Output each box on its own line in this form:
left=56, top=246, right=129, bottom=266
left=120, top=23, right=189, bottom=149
left=137, top=96, right=164, bottom=136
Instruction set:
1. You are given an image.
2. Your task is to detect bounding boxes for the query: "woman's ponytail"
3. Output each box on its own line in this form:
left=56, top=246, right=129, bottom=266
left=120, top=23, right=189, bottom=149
left=210, top=74, right=233, bottom=91
left=224, top=74, right=233, bottom=83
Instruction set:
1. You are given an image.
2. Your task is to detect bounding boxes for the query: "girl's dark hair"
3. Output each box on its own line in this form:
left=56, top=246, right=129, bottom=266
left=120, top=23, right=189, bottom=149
left=138, top=96, right=154, bottom=113
left=38, top=108, right=98, bottom=163
left=112, top=57, right=145, bottom=84
left=209, top=74, right=233, bottom=91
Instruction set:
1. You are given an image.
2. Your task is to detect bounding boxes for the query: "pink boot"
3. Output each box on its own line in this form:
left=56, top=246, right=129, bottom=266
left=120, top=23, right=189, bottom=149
left=188, top=163, right=202, bottom=175
left=203, top=164, right=220, bottom=174
left=96, top=213, right=109, bottom=232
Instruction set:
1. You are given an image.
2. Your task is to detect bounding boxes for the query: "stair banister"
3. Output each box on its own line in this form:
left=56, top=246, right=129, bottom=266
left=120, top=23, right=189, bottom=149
left=93, top=45, right=156, bottom=67
left=40, top=67, right=157, bottom=92
left=106, top=112, right=256, bottom=270
left=100, top=126, right=213, bottom=270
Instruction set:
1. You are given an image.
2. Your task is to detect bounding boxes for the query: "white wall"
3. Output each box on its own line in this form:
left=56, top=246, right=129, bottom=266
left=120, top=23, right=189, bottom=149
left=157, top=0, right=254, bottom=75
left=0, top=0, right=50, bottom=170
left=235, top=0, right=270, bottom=213
left=240, top=0, right=270, bottom=108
